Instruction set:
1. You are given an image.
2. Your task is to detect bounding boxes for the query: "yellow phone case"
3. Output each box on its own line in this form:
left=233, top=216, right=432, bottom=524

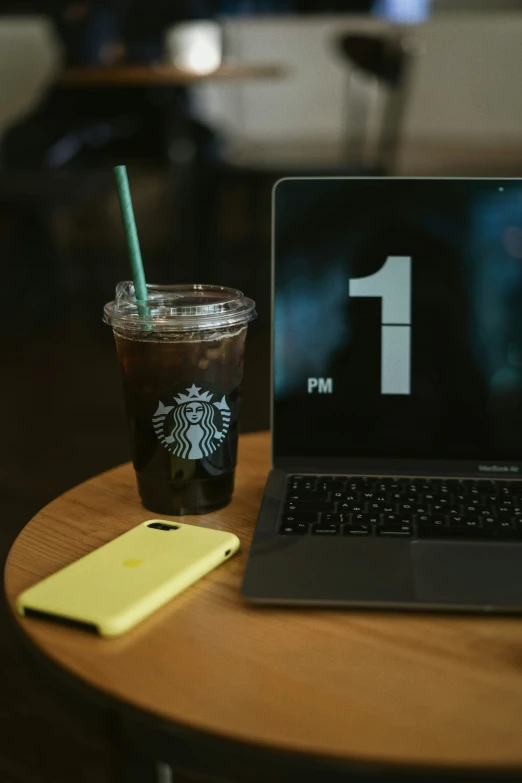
left=16, top=520, right=240, bottom=637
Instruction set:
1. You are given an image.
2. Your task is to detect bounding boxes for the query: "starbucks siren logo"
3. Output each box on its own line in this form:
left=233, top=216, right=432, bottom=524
left=153, top=384, right=231, bottom=460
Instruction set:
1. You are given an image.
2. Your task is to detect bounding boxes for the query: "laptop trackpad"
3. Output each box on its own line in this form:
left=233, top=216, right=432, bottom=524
left=412, top=542, right=522, bottom=608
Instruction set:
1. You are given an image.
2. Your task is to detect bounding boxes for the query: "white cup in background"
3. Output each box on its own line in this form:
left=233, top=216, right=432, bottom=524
left=165, top=21, right=222, bottom=75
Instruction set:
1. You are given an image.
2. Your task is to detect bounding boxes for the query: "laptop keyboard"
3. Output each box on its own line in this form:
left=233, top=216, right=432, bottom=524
left=280, top=475, right=522, bottom=540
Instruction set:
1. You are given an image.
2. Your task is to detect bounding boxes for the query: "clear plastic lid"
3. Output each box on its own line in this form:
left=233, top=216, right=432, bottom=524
left=103, top=282, right=257, bottom=333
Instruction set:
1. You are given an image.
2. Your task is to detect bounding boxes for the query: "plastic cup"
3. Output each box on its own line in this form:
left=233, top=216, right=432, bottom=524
left=104, top=282, right=256, bottom=515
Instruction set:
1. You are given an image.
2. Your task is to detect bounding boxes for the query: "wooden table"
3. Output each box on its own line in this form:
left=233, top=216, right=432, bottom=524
left=5, top=432, right=522, bottom=781
left=60, top=63, right=285, bottom=87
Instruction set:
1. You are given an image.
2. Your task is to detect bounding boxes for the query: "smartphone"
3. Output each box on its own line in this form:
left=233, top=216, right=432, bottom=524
left=16, top=520, right=240, bottom=637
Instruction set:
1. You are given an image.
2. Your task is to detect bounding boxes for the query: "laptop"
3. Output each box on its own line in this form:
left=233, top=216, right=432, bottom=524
left=242, top=177, right=522, bottom=612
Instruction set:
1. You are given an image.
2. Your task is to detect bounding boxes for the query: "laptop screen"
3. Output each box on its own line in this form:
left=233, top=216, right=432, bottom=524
left=273, top=178, right=522, bottom=469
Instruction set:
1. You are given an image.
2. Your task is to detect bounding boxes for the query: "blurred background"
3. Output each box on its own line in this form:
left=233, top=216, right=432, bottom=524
left=1, top=1, right=522, bottom=780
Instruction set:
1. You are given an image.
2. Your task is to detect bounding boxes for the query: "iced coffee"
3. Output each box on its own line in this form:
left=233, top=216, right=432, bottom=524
left=104, top=282, right=256, bottom=514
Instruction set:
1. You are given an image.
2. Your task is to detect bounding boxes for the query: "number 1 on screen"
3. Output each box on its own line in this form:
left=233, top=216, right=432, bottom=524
left=349, top=256, right=412, bottom=395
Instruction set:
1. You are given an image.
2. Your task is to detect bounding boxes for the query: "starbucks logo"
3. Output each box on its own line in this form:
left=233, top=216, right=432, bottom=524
left=153, top=384, right=231, bottom=460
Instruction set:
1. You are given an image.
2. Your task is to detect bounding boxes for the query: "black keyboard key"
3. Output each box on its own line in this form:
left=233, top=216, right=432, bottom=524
left=499, top=485, right=515, bottom=496
left=468, top=486, right=481, bottom=496
left=475, top=480, right=497, bottom=493
left=405, top=484, right=422, bottom=494
left=286, top=487, right=329, bottom=500
left=433, top=500, right=450, bottom=510
left=377, top=525, right=412, bottom=537
left=319, top=479, right=346, bottom=492
left=376, top=482, right=392, bottom=493
left=352, top=513, right=379, bottom=525
left=280, top=523, right=308, bottom=535
left=321, top=513, right=344, bottom=525
left=449, top=517, right=480, bottom=528
left=312, top=525, right=339, bottom=535
left=288, top=478, right=317, bottom=491
left=378, top=484, right=406, bottom=498
left=347, top=481, right=365, bottom=492
left=417, top=515, right=446, bottom=526
left=286, top=501, right=332, bottom=513
left=382, top=514, right=412, bottom=525
left=418, top=483, right=434, bottom=493
left=339, top=501, right=354, bottom=511
left=343, top=525, right=371, bottom=536
left=447, top=480, right=468, bottom=493
left=341, top=504, right=364, bottom=514
left=367, top=502, right=383, bottom=513
left=337, top=494, right=360, bottom=503
left=287, top=492, right=328, bottom=503
left=348, top=477, right=370, bottom=490
left=387, top=483, right=403, bottom=493
left=282, top=512, right=319, bottom=524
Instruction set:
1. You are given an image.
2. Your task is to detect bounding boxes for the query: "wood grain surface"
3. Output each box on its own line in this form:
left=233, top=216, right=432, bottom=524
left=5, top=431, right=522, bottom=771
left=60, top=63, right=285, bottom=87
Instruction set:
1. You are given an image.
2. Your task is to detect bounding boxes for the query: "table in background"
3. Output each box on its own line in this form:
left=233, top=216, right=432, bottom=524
left=57, top=61, right=286, bottom=282
left=5, top=432, right=522, bottom=782
left=60, top=63, right=285, bottom=87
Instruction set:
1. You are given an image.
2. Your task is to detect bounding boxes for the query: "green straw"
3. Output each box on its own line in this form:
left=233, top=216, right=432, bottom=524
left=113, top=165, right=149, bottom=318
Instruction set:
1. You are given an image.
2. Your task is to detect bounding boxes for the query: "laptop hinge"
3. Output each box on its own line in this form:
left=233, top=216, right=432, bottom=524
left=273, top=456, right=522, bottom=480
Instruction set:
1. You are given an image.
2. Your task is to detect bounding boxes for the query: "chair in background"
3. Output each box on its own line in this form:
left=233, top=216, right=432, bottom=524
left=335, top=31, right=424, bottom=174
left=203, top=29, right=424, bottom=276
left=221, top=29, right=423, bottom=178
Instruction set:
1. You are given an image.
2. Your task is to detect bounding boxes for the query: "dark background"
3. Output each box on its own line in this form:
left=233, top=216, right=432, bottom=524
left=1, top=1, right=522, bottom=781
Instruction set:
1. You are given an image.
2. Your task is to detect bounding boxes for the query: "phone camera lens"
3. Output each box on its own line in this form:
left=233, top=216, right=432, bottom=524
left=147, top=522, right=178, bottom=531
